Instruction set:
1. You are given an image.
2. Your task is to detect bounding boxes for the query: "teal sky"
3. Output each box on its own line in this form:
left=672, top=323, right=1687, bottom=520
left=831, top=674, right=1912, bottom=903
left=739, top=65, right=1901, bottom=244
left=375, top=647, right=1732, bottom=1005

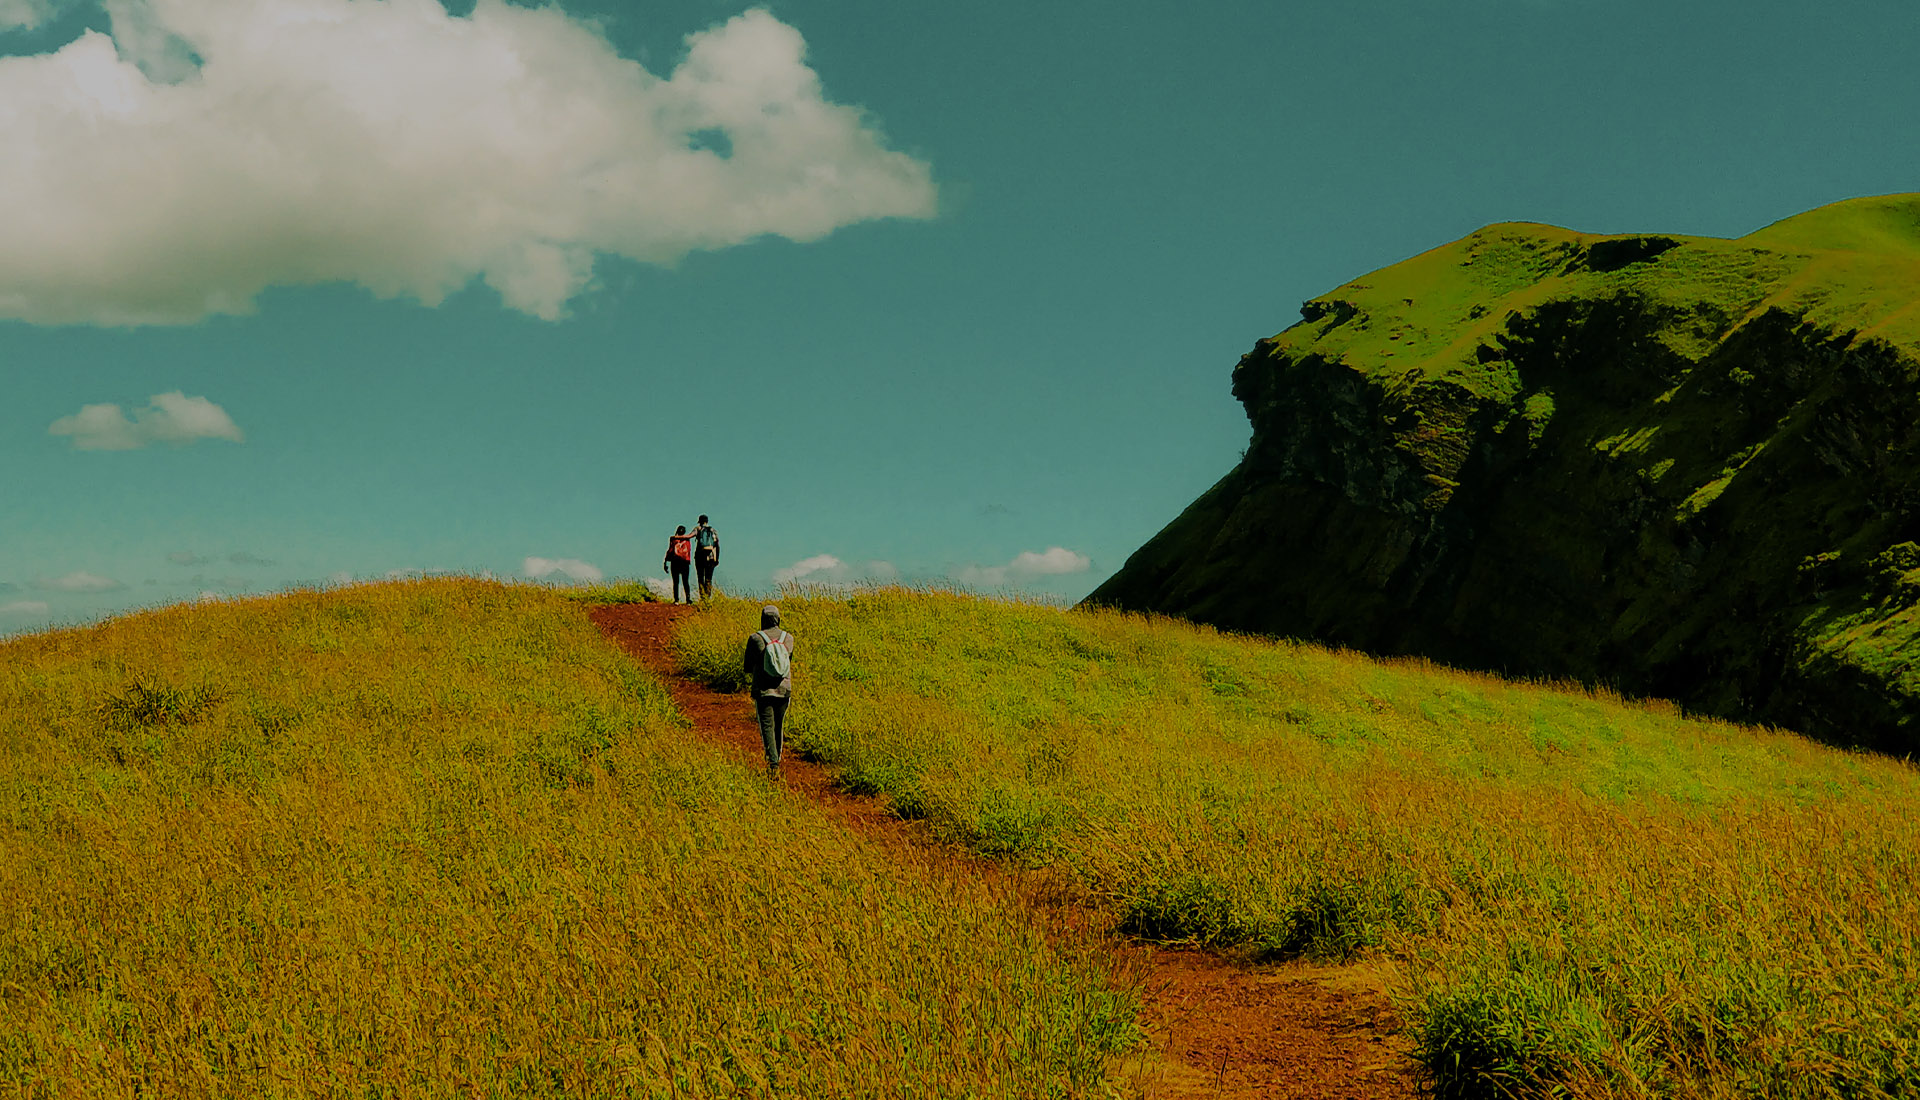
left=6, top=0, right=1919, bottom=630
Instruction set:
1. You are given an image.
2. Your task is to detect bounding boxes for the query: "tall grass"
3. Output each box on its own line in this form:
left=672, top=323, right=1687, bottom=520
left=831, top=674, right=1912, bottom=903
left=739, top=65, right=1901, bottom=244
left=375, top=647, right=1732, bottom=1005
left=0, top=580, right=1137, bottom=1098
left=675, top=589, right=1920, bottom=1098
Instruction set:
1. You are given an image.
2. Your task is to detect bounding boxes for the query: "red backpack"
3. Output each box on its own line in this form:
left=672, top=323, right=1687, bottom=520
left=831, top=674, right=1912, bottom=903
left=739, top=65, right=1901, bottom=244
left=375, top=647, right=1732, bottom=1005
left=669, top=535, right=692, bottom=562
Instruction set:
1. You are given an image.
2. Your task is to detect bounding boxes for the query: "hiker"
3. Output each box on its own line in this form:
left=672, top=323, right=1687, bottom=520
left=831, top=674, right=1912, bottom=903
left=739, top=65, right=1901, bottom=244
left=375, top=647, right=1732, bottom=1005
left=663, top=525, right=694, bottom=603
left=692, top=514, right=720, bottom=600
left=744, top=605, right=795, bottom=778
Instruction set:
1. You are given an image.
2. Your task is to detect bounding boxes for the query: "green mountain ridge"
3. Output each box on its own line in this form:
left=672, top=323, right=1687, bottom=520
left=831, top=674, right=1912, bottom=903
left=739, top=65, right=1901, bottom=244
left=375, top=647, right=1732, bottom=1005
left=1089, top=193, right=1920, bottom=751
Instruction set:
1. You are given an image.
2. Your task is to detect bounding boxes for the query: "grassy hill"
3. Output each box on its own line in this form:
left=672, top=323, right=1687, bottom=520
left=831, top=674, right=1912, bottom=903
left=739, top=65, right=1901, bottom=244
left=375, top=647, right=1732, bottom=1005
left=1090, top=193, right=1920, bottom=752
left=0, top=580, right=1133, bottom=1098
left=677, top=589, right=1920, bottom=1098
left=8, top=579, right=1918, bottom=1097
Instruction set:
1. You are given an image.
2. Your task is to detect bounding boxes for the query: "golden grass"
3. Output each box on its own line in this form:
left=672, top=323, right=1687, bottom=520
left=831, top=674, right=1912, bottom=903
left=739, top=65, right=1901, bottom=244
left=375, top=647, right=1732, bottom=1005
left=676, top=588, right=1920, bottom=1098
left=0, top=580, right=1136, bottom=1098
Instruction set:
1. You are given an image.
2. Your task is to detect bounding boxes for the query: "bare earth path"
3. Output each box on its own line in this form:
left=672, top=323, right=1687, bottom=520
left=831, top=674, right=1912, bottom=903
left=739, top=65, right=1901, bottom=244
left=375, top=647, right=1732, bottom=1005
left=590, top=602, right=1420, bottom=1099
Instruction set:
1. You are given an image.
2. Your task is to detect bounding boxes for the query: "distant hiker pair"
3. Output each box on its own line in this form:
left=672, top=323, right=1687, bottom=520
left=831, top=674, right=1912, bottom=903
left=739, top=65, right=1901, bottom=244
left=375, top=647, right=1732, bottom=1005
left=663, top=516, right=720, bottom=603
left=745, top=605, right=795, bottom=778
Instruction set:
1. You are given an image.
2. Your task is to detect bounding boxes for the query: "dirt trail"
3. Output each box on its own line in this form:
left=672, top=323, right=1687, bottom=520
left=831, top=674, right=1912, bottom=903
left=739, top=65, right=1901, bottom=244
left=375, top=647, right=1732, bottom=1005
left=590, top=602, right=1419, bottom=1099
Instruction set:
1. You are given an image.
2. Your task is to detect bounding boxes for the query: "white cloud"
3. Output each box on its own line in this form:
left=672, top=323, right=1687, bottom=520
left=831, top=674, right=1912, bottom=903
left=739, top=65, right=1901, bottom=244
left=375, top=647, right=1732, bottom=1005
left=0, top=0, right=61, bottom=31
left=1010, top=547, right=1093, bottom=576
left=955, top=547, right=1092, bottom=588
left=167, top=550, right=211, bottom=565
left=35, top=570, right=123, bottom=591
left=772, top=553, right=898, bottom=588
left=227, top=551, right=274, bottom=566
left=326, top=571, right=354, bottom=586
left=523, top=556, right=604, bottom=584
left=773, top=553, right=843, bottom=584
left=49, top=391, right=243, bottom=449
left=0, top=1, right=937, bottom=326
left=0, top=600, right=50, bottom=617
left=643, top=576, right=673, bottom=599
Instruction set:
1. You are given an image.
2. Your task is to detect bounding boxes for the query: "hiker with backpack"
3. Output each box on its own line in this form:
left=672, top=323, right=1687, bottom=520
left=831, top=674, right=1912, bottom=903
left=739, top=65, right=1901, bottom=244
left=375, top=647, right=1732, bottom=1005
left=663, top=525, right=695, bottom=603
left=744, top=605, right=795, bottom=778
left=692, top=515, right=720, bottom=600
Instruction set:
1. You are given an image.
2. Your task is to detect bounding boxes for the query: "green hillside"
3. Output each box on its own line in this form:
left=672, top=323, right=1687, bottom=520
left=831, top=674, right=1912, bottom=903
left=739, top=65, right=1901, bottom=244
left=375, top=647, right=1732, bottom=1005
left=7, top=581, right=1918, bottom=1097
left=1285, top=194, right=1920, bottom=383
left=676, top=588, right=1920, bottom=1099
left=1090, top=193, right=1920, bottom=751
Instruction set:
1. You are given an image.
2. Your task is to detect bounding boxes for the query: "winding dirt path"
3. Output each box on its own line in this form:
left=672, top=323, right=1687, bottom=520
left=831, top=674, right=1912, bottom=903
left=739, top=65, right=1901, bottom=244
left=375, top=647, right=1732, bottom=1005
left=590, top=601, right=1419, bottom=1099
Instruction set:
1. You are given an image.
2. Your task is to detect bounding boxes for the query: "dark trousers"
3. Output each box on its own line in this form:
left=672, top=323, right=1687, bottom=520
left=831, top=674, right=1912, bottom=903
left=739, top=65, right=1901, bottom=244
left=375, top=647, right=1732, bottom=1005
left=756, top=695, right=789, bottom=766
left=669, top=562, right=692, bottom=602
left=696, top=555, right=717, bottom=599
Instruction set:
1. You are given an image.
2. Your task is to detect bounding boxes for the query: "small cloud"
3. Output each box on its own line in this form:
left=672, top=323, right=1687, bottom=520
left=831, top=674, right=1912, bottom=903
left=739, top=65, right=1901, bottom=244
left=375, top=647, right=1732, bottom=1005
left=168, top=551, right=212, bottom=566
left=50, top=392, right=244, bottom=450
left=326, top=571, right=354, bottom=586
left=0, top=0, right=56, bottom=32
left=955, top=547, right=1092, bottom=588
left=773, top=554, right=844, bottom=584
left=35, top=570, right=123, bottom=592
left=978, top=503, right=1014, bottom=517
left=523, top=556, right=604, bottom=584
left=227, top=551, right=276, bottom=567
left=772, top=554, right=898, bottom=589
left=0, top=600, right=50, bottom=617
left=643, top=576, right=674, bottom=599
left=1009, top=547, right=1092, bottom=576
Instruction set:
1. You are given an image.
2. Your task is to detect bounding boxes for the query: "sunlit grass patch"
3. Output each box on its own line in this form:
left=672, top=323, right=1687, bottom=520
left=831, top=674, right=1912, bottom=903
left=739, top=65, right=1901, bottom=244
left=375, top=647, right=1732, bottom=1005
left=674, top=587, right=1920, bottom=1097
left=0, top=579, right=1137, bottom=1097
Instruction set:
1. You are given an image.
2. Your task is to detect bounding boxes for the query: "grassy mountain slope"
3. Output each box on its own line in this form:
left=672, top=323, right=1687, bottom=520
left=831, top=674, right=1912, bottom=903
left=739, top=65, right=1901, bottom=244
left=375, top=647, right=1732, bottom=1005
left=1088, top=194, right=1920, bottom=751
left=676, top=589, right=1920, bottom=1099
left=0, top=581, right=1133, bottom=1098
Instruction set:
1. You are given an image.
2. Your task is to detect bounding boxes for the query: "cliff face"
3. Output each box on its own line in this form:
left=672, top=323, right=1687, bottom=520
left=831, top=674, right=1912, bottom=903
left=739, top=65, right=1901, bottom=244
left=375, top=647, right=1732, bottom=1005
left=1089, top=195, right=1920, bottom=750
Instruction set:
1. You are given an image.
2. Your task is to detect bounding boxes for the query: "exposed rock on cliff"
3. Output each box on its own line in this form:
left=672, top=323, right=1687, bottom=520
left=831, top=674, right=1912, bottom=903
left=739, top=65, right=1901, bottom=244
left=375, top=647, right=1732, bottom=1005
left=1089, top=195, right=1920, bottom=750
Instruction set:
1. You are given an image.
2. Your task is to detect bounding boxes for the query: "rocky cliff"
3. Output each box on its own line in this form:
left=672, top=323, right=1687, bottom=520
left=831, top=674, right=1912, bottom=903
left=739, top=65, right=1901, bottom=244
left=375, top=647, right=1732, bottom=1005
left=1089, top=195, right=1920, bottom=751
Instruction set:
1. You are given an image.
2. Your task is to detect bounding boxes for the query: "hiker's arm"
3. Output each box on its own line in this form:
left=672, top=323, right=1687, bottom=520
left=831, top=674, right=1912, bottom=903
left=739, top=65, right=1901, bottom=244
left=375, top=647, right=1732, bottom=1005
left=743, top=636, right=759, bottom=679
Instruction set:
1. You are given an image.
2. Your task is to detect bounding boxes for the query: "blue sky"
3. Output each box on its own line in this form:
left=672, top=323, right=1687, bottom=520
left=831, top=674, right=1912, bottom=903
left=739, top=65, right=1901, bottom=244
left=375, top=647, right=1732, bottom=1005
left=5, top=0, right=1919, bottom=631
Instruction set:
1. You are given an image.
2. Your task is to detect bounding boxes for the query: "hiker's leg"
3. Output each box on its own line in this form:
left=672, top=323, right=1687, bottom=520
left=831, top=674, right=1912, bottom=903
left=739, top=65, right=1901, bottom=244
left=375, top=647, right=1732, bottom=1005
left=756, top=698, right=782, bottom=767
left=770, top=696, right=788, bottom=764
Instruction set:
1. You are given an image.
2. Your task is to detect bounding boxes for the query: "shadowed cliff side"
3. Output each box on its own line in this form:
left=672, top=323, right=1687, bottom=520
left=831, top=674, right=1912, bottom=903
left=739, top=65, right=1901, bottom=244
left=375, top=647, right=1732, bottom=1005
left=1089, top=194, right=1920, bottom=752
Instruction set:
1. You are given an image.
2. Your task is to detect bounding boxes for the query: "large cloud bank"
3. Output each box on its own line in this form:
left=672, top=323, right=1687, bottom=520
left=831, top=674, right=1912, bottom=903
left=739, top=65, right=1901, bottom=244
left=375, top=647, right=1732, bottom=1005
left=0, top=0, right=937, bottom=325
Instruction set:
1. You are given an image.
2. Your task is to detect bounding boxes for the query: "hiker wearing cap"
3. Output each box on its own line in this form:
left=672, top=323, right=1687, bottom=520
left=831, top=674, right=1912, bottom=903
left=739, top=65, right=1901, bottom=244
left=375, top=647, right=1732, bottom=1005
left=664, top=525, right=695, bottom=604
left=692, top=515, right=720, bottom=600
left=744, top=605, right=795, bottom=777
